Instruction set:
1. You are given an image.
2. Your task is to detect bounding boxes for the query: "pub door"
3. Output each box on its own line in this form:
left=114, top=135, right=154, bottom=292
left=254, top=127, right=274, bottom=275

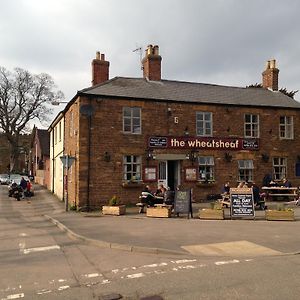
left=158, top=160, right=180, bottom=191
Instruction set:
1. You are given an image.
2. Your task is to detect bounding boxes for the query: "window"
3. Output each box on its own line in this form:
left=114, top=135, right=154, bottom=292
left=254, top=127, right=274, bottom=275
left=238, top=160, right=254, bottom=182
left=59, top=121, right=62, bottom=142
left=54, top=127, right=57, bottom=144
left=279, top=116, right=293, bottom=139
left=123, top=155, right=142, bottom=181
left=198, top=156, right=214, bottom=181
left=196, top=112, right=212, bottom=136
left=244, top=114, right=259, bottom=138
left=69, top=111, right=74, bottom=137
left=273, top=157, right=287, bottom=180
left=123, top=107, right=141, bottom=134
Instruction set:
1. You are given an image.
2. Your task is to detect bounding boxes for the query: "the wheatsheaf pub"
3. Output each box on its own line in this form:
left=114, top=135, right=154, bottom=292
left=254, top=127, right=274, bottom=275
left=61, top=45, right=300, bottom=209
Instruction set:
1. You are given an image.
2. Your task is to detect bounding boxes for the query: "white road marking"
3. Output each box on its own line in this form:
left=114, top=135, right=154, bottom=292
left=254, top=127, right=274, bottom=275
left=126, top=273, right=145, bottom=279
left=84, top=273, right=101, bottom=278
left=22, top=245, right=60, bottom=254
left=57, top=285, right=69, bottom=291
left=18, top=233, right=27, bottom=237
left=36, top=289, right=51, bottom=295
left=6, top=294, right=24, bottom=299
left=215, top=259, right=240, bottom=266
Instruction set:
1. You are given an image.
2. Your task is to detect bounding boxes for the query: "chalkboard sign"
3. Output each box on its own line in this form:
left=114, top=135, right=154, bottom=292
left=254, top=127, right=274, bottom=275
left=230, top=188, right=255, bottom=219
left=174, top=189, right=192, bottom=218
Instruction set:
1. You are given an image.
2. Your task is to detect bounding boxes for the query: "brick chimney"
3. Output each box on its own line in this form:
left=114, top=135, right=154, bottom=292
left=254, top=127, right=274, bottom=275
left=262, top=59, right=279, bottom=91
left=91, top=51, right=109, bottom=86
left=142, top=44, right=162, bottom=81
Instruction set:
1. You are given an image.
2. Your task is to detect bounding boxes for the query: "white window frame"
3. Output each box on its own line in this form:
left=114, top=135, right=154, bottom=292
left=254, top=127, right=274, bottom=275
left=244, top=114, right=259, bottom=138
left=272, top=157, right=287, bottom=180
left=238, top=160, right=254, bottom=182
left=279, top=116, right=293, bottom=139
left=123, top=107, right=141, bottom=134
left=198, top=156, right=215, bottom=181
left=123, top=155, right=142, bottom=182
left=196, top=112, right=212, bottom=136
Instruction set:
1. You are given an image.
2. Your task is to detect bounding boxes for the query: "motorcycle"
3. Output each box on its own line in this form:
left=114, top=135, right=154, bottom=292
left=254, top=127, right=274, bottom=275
left=9, top=183, right=23, bottom=201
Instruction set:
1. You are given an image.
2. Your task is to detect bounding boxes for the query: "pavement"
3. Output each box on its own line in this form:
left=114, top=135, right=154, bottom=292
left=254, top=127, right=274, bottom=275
left=14, top=185, right=300, bottom=258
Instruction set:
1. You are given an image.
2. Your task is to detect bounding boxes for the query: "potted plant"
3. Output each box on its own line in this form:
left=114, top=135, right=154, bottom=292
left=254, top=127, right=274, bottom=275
left=265, top=204, right=295, bottom=221
left=146, top=204, right=172, bottom=218
left=102, top=195, right=126, bottom=216
left=199, top=202, right=225, bottom=220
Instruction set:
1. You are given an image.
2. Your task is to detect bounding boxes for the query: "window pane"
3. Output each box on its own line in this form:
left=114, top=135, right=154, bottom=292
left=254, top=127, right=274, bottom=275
left=132, top=107, right=140, bottom=118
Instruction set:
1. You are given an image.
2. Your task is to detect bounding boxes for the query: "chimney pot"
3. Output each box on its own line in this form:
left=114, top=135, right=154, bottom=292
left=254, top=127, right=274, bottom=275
left=142, top=44, right=162, bottom=81
left=262, top=59, right=279, bottom=91
left=92, top=51, right=109, bottom=86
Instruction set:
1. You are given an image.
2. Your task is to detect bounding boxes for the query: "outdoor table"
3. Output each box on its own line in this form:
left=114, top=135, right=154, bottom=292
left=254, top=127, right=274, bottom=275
left=261, top=186, right=298, bottom=200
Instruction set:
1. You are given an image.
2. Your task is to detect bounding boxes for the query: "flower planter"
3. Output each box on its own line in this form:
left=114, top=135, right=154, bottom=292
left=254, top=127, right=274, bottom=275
left=146, top=207, right=171, bottom=218
left=199, top=208, right=224, bottom=220
left=102, top=205, right=126, bottom=216
left=265, top=209, right=295, bottom=221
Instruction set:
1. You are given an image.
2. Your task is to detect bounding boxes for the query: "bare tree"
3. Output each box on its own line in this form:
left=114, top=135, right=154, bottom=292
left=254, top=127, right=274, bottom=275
left=0, top=67, right=64, bottom=171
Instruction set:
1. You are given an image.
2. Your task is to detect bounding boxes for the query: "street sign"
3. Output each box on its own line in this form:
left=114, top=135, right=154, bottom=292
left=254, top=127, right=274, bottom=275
left=60, top=155, right=76, bottom=169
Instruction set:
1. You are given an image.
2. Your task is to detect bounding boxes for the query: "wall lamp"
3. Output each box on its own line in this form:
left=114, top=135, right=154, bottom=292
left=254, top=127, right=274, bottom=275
left=186, top=149, right=198, bottom=165
left=103, top=151, right=111, bottom=162
left=261, top=153, right=269, bottom=163
left=146, top=148, right=155, bottom=161
left=224, top=152, right=232, bottom=162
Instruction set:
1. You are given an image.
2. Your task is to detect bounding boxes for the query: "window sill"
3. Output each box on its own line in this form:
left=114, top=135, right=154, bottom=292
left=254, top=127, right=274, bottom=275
left=122, top=182, right=144, bottom=188
left=196, top=182, right=216, bottom=187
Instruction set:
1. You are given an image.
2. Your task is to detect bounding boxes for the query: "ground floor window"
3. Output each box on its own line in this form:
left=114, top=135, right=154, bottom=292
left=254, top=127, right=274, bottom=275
left=123, top=155, right=142, bottom=182
left=273, top=157, right=287, bottom=180
left=198, top=156, right=214, bottom=181
left=238, top=160, right=253, bottom=182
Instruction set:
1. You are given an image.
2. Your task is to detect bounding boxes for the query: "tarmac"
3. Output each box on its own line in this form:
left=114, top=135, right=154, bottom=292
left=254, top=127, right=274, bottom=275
left=25, top=186, right=300, bottom=258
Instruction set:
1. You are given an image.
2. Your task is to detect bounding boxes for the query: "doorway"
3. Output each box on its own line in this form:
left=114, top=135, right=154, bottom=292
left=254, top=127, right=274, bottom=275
left=158, top=160, right=180, bottom=190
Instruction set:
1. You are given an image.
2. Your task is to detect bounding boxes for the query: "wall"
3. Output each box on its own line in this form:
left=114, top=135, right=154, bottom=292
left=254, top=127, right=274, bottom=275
left=64, top=95, right=300, bottom=208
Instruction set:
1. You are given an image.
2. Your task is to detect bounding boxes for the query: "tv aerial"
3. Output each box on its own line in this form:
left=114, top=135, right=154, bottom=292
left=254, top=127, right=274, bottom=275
left=133, top=45, right=143, bottom=70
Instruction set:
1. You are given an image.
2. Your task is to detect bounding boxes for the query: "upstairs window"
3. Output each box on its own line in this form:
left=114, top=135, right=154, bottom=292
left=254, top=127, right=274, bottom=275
left=279, top=116, right=293, bottom=139
left=244, top=114, right=259, bottom=138
left=238, top=160, right=254, bottom=182
left=198, top=156, right=215, bottom=181
left=196, top=112, right=212, bottom=136
left=123, top=107, right=141, bottom=134
left=123, top=155, right=142, bottom=182
left=273, top=157, right=287, bottom=180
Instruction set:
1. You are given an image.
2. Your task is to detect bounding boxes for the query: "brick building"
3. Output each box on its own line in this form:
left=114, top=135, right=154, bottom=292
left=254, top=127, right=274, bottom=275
left=60, top=45, right=300, bottom=210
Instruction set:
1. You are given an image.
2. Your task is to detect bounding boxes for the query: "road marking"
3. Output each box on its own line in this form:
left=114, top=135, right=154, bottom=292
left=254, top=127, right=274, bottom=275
left=36, top=289, right=51, bottom=295
left=215, top=259, right=240, bottom=266
left=5, top=294, right=24, bottom=299
left=126, top=273, right=145, bottom=279
left=21, top=245, right=60, bottom=254
left=57, top=285, right=69, bottom=291
left=84, top=273, right=101, bottom=278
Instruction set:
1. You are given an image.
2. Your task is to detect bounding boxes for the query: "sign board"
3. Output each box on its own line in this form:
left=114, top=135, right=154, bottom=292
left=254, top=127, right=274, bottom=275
left=148, top=136, right=259, bottom=151
left=60, top=155, right=76, bottom=169
left=174, top=189, right=193, bottom=218
left=230, top=187, right=255, bottom=219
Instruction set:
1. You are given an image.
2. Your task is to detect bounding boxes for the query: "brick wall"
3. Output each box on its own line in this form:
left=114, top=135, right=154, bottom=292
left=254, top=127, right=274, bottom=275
left=64, top=96, right=300, bottom=209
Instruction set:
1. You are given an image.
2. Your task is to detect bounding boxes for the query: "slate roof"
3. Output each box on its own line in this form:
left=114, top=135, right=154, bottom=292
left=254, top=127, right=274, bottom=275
left=79, top=77, right=300, bottom=109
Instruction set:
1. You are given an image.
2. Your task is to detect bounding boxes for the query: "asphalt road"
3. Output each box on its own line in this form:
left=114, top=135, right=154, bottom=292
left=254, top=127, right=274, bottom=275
left=0, top=185, right=300, bottom=299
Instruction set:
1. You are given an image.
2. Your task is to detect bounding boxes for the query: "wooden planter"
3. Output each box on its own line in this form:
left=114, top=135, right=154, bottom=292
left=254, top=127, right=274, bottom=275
left=147, top=207, right=171, bottom=218
left=199, top=208, right=224, bottom=220
left=265, top=210, right=295, bottom=221
left=102, top=205, right=126, bottom=216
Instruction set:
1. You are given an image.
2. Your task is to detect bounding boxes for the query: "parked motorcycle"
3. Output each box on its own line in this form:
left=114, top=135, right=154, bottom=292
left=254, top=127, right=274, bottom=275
left=9, top=183, right=23, bottom=201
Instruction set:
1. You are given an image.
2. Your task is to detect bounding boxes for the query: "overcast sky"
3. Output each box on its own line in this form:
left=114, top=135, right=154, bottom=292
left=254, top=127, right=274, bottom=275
left=1, top=0, right=300, bottom=128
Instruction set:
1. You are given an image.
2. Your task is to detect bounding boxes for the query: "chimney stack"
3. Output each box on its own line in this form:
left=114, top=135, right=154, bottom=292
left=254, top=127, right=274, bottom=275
left=262, top=59, right=279, bottom=91
left=142, top=44, right=162, bottom=81
left=92, top=51, right=110, bottom=86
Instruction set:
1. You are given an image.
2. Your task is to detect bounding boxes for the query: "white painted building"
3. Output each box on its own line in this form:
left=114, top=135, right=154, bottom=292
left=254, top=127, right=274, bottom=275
left=48, top=112, right=64, bottom=200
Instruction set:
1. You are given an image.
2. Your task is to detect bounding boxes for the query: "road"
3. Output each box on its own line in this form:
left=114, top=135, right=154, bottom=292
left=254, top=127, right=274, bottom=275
left=0, top=185, right=300, bottom=299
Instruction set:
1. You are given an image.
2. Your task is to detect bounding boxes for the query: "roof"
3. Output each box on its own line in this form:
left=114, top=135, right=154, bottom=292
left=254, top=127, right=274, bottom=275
left=36, top=129, right=50, bottom=156
left=79, top=77, right=300, bottom=109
